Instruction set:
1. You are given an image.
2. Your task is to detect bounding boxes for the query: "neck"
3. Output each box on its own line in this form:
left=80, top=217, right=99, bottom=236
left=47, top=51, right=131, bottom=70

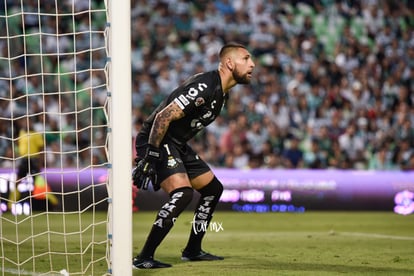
left=218, top=64, right=237, bottom=93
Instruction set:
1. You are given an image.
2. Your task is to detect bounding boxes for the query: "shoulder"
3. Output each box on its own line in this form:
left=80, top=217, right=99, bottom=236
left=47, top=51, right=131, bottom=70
left=178, top=70, right=221, bottom=98
left=186, top=70, right=220, bottom=86
left=172, top=71, right=220, bottom=112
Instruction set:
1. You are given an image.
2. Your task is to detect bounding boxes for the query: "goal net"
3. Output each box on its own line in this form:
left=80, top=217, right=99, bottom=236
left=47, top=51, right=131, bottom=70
left=0, top=1, right=132, bottom=275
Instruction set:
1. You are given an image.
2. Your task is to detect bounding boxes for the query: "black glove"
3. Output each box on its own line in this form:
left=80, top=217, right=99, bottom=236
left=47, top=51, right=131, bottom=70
left=132, top=145, right=160, bottom=190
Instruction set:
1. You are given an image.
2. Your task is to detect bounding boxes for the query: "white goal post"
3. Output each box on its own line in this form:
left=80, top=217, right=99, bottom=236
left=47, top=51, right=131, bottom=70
left=107, top=0, right=132, bottom=275
left=0, top=0, right=132, bottom=275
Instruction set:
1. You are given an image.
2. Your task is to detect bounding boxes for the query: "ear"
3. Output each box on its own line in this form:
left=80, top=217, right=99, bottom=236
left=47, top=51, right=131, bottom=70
left=226, top=58, right=233, bottom=71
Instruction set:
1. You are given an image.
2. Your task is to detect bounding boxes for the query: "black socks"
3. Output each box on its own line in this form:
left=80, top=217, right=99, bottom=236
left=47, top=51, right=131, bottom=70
left=138, top=177, right=224, bottom=260
left=139, top=187, right=193, bottom=259
left=184, top=177, right=223, bottom=254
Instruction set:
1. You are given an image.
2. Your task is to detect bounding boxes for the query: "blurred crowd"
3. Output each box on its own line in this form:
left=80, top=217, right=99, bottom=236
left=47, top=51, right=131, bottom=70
left=131, top=0, right=414, bottom=171
left=1, top=0, right=414, bottom=171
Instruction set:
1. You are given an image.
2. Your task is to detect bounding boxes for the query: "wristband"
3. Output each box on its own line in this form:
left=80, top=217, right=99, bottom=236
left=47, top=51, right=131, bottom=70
left=146, top=145, right=160, bottom=160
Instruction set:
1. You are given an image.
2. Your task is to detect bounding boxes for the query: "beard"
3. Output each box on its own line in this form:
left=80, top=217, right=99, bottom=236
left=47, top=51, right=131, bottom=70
left=232, top=67, right=251, bottom=84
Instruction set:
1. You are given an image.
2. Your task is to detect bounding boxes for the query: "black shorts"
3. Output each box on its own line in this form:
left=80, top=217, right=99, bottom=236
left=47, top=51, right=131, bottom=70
left=135, top=134, right=211, bottom=187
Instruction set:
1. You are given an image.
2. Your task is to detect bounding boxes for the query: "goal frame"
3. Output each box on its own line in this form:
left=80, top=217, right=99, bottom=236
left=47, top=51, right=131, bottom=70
left=0, top=1, right=132, bottom=274
left=107, top=0, right=132, bottom=275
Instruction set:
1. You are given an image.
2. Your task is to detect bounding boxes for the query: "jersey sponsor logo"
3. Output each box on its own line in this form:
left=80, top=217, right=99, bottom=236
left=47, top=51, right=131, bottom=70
left=202, top=110, right=212, bottom=119
left=211, top=100, right=216, bottom=109
left=191, top=119, right=204, bottom=130
left=188, top=87, right=199, bottom=97
left=195, top=97, right=205, bottom=107
left=197, top=83, right=207, bottom=91
left=185, top=83, right=208, bottom=100
left=185, top=94, right=195, bottom=101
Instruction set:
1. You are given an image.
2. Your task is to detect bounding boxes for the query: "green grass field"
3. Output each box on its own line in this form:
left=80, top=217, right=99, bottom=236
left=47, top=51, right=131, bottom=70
left=1, top=211, right=414, bottom=275
left=133, top=211, right=414, bottom=276
left=0, top=212, right=109, bottom=276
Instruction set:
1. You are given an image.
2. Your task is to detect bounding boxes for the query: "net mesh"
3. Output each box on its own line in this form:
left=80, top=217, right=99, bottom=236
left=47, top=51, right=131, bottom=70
left=0, top=0, right=110, bottom=275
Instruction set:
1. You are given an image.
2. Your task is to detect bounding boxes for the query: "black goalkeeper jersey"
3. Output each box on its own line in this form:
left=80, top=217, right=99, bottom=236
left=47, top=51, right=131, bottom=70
left=140, top=70, right=228, bottom=144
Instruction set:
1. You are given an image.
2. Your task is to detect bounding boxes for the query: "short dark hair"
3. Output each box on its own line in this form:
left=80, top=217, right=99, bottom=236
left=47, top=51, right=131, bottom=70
left=219, top=42, right=247, bottom=58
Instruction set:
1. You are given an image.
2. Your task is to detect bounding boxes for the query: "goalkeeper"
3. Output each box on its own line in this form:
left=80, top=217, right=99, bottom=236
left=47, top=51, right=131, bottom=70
left=132, top=42, right=255, bottom=269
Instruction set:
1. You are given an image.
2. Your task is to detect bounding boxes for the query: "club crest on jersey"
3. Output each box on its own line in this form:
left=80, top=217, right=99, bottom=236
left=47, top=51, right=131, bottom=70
left=195, top=97, right=205, bottom=107
left=167, top=156, right=179, bottom=169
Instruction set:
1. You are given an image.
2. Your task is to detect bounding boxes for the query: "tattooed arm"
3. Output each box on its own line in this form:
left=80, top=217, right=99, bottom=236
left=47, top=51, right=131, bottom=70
left=148, top=101, right=185, bottom=147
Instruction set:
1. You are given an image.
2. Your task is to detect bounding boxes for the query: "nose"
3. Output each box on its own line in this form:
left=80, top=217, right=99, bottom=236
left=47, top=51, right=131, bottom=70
left=250, top=59, right=255, bottom=68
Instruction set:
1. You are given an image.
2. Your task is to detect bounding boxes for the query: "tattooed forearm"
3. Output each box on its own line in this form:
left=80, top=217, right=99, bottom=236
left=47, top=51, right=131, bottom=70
left=149, top=101, right=184, bottom=147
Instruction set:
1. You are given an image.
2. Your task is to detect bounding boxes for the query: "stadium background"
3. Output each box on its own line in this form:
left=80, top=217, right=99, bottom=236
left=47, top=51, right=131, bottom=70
left=130, top=0, right=414, bottom=171
left=1, top=0, right=414, bottom=213
left=130, top=0, right=414, bottom=213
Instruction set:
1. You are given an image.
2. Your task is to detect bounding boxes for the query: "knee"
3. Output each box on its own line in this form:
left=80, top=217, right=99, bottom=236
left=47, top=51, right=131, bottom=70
left=200, top=176, right=223, bottom=197
left=214, top=177, right=224, bottom=196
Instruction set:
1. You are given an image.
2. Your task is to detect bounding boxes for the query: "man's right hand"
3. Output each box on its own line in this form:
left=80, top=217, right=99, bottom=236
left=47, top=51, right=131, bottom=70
left=132, top=145, right=160, bottom=190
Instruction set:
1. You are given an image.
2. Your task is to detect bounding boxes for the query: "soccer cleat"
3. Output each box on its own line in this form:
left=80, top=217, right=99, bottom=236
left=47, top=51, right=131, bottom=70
left=132, top=257, right=172, bottom=269
left=181, top=250, right=224, bottom=261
